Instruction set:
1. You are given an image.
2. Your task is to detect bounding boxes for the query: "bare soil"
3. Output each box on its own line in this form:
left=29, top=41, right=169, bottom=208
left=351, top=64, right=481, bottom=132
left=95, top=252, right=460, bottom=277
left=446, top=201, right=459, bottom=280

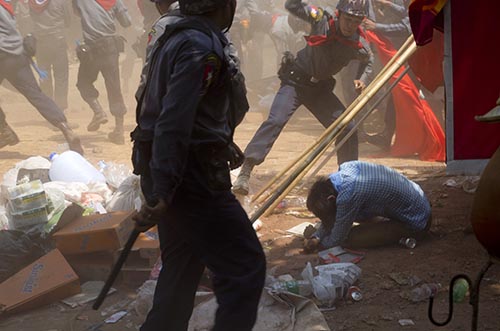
left=0, top=59, right=499, bottom=331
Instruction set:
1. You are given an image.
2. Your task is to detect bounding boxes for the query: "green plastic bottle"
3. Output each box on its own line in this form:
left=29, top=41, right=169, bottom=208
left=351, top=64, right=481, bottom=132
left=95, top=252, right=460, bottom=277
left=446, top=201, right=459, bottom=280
left=453, top=278, right=469, bottom=303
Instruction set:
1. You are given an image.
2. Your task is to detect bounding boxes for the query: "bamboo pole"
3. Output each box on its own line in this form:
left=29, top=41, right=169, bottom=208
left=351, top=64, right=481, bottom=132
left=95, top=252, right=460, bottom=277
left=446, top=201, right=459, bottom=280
left=250, top=40, right=417, bottom=222
left=298, top=66, right=411, bottom=191
left=250, top=35, right=415, bottom=203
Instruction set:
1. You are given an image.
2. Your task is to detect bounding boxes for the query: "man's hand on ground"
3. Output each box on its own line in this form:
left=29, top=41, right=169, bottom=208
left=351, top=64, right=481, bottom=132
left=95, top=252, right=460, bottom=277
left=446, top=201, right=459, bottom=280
left=133, top=198, right=168, bottom=232
left=303, top=238, right=321, bottom=254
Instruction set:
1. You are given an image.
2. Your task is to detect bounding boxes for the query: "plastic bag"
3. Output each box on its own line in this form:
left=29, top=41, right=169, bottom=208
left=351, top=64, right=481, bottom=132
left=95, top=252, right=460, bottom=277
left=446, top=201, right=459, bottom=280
left=98, top=161, right=133, bottom=190
left=106, top=175, right=142, bottom=212
left=0, top=230, right=52, bottom=283
left=0, top=205, right=8, bottom=230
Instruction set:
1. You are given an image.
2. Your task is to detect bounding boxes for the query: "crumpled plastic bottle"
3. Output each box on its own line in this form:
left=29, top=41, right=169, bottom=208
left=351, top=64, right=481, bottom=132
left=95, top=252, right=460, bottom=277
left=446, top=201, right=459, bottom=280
left=409, top=283, right=441, bottom=302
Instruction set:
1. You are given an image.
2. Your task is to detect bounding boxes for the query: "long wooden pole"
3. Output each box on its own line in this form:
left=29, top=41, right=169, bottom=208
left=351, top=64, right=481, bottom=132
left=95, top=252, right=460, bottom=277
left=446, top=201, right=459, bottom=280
left=250, top=35, right=415, bottom=203
left=250, top=40, right=417, bottom=222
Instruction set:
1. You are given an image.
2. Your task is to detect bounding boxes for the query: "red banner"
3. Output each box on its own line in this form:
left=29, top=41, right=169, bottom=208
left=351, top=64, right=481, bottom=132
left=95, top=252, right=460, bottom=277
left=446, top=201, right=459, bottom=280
left=366, top=30, right=445, bottom=162
left=408, top=0, right=446, bottom=46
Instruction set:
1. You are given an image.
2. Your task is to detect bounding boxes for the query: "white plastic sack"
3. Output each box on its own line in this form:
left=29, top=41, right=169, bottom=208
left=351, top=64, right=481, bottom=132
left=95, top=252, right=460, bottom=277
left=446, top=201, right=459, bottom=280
left=0, top=205, right=8, bottom=230
left=99, top=161, right=133, bottom=190
left=106, top=175, right=142, bottom=212
left=130, top=280, right=157, bottom=320
left=1, top=157, right=51, bottom=202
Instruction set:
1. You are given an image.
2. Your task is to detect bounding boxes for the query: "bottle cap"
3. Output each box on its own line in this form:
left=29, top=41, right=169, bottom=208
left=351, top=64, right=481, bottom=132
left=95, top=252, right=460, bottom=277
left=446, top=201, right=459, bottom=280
left=49, top=152, right=58, bottom=161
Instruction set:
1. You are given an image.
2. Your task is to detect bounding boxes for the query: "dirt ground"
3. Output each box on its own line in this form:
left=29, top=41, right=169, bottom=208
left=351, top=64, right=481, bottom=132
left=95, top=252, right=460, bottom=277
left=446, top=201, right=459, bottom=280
left=0, top=56, right=499, bottom=331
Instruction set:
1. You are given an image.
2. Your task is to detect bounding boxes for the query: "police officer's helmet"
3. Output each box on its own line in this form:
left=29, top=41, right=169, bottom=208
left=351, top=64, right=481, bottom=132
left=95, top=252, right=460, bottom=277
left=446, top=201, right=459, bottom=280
left=336, top=0, right=367, bottom=17
left=178, top=0, right=230, bottom=15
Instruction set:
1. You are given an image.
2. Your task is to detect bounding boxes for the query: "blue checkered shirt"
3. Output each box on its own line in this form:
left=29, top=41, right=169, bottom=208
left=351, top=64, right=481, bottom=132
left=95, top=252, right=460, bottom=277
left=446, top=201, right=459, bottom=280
left=316, top=161, right=431, bottom=248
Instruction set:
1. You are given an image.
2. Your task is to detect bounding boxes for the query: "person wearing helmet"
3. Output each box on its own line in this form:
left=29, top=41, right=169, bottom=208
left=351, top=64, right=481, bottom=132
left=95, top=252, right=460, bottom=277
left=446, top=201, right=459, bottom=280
left=232, top=0, right=374, bottom=195
left=72, top=0, right=132, bottom=145
left=131, top=0, right=266, bottom=330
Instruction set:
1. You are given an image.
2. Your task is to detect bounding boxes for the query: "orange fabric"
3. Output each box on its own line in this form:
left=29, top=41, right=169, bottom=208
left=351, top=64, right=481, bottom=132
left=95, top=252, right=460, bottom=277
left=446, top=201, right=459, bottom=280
left=96, top=0, right=116, bottom=11
left=366, top=30, right=445, bottom=162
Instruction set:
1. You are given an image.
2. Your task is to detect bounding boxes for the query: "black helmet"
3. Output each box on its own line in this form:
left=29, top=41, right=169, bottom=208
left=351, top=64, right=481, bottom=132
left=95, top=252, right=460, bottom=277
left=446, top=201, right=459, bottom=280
left=179, top=0, right=230, bottom=15
left=336, top=0, right=367, bottom=17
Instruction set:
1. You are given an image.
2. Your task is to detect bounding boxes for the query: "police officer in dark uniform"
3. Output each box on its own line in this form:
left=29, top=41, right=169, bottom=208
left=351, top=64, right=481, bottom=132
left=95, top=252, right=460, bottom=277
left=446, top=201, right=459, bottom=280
left=72, top=0, right=132, bottom=144
left=233, top=0, right=374, bottom=195
left=131, top=0, right=266, bottom=330
left=0, top=0, right=83, bottom=154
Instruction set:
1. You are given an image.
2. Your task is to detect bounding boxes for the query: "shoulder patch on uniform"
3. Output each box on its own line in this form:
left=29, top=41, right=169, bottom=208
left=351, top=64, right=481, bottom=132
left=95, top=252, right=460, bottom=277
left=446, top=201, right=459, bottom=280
left=201, top=54, right=221, bottom=95
left=308, top=5, right=324, bottom=22
left=148, top=27, right=156, bottom=44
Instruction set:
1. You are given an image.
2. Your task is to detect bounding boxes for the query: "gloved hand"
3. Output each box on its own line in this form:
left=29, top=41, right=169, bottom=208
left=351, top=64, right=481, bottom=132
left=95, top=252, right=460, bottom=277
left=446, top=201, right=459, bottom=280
left=23, top=34, right=37, bottom=57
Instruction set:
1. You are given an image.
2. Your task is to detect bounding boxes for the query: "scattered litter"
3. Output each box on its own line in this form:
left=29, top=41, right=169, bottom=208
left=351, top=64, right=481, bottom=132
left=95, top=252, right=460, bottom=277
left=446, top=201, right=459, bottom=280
left=62, top=281, right=116, bottom=308
left=318, top=246, right=365, bottom=264
left=443, top=176, right=480, bottom=193
left=252, top=219, right=263, bottom=232
left=104, top=310, right=127, bottom=324
left=398, top=319, right=415, bottom=326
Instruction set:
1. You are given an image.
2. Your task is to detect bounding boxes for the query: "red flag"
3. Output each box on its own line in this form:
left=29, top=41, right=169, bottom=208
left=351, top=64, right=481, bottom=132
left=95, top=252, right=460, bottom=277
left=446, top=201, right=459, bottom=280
left=409, top=0, right=447, bottom=46
left=365, top=30, right=445, bottom=162
left=0, top=0, right=14, bottom=16
left=408, top=30, right=444, bottom=93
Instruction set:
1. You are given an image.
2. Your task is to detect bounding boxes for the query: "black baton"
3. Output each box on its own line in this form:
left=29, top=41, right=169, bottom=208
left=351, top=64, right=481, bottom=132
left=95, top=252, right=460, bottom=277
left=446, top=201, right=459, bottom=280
left=93, top=229, right=141, bottom=310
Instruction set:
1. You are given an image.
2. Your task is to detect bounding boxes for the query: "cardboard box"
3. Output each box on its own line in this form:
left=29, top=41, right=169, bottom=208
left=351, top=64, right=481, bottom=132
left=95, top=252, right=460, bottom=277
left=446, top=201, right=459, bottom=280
left=52, top=211, right=135, bottom=255
left=0, top=249, right=81, bottom=315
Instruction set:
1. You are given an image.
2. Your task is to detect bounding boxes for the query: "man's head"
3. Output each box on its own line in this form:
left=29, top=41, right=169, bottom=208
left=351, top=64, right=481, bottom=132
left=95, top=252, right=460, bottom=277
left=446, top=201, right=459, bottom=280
left=150, top=0, right=177, bottom=15
left=178, top=0, right=236, bottom=29
left=307, top=176, right=338, bottom=230
left=336, top=0, right=366, bottom=37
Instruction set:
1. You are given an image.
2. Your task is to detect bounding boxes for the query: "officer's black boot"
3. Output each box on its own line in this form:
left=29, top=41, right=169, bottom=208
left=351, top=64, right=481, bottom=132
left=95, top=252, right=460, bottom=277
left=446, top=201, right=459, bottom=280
left=232, top=160, right=255, bottom=195
left=58, top=122, right=84, bottom=155
left=108, top=115, right=125, bottom=145
left=87, top=99, right=108, bottom=132
left=0, top=122, right=20, bottom=149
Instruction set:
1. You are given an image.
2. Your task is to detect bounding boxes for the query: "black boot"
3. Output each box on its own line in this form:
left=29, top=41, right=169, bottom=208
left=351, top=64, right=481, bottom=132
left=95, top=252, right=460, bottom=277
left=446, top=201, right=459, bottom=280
left=108, top=115, right=125, bottom=145
left=58, top=122, right=84, bottom=155
left=232, top=160, right=255, bottom=195
left=0, top=123, right=20, bottom=149
left=87, top=99, right=108, bottom=132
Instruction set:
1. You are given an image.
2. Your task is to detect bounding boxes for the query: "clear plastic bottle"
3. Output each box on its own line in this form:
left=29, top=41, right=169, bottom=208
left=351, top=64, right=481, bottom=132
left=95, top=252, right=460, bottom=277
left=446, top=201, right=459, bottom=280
left=271, top=280, right=312, bottom=296
left=409, top=283, right=441, bottom=302
left=399, top=237, right=417, bottom=249
left=452, top=278, right=469, bottom=303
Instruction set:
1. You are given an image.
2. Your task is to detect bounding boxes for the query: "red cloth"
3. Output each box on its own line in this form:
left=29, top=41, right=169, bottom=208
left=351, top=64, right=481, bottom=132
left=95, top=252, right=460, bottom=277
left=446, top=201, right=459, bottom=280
left=366, top=30, right=445, bottom=162
left=408, top=30, right=444, bottom=93
left=408, top=0, right=447, bottom=46
left=451, top=1, right=500, bottom=160
left=28, top=0, right=50, bottom=13
left=96, top=0, right=116, bottom=11
left=0, top=0, right=14, bottom=16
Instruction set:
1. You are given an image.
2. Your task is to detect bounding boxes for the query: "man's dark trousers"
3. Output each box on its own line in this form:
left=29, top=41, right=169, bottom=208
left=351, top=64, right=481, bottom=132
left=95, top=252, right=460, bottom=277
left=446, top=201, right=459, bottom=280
left=139, top=157, right=267, bottom=331
left=244, top=80, right=359, bottom=166
left=0, top=51, right=66, bottom=126
left=76, top=38, right=127, bottom=116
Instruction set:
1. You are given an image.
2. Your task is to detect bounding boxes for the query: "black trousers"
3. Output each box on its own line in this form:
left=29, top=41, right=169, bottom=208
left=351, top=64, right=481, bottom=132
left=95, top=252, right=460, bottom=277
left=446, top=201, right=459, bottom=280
left=139, top=159, right=266, bottom=331
left=0, top=52, right=66, bottom=127
left=76, top=38, right=127, bottom=116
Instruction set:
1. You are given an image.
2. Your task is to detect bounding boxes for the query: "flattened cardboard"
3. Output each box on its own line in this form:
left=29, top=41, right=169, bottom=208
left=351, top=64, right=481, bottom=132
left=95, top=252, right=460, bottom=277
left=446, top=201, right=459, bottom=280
left=0, top=249, right=80, bottom=315
left=52, top=211, right=135, bottom=255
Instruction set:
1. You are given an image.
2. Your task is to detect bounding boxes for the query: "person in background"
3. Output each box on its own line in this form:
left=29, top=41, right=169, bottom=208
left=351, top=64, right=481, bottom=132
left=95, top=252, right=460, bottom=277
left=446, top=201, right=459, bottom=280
left=72, top=0, right=132, bottom=145
left=269, top=13, right=308, bottom=65
left=232, top=0, right=374, bottom=195
left=28, top=0, right=72, bottom=111
left=130, top=0, right=266, bottom=330
left=0, top=0, right=83, bottom=154
left=304, top=161, right=432, bottom=252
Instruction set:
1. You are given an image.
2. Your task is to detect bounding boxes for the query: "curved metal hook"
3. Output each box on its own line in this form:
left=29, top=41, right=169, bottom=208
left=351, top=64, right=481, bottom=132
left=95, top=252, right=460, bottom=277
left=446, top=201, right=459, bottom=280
left=428, top=274, right=472, bottom=327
